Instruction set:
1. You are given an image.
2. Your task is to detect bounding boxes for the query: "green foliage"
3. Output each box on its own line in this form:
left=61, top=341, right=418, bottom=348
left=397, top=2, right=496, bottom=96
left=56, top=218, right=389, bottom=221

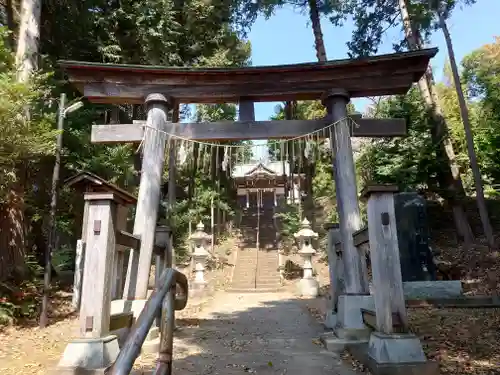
left=356, top=38, right=500, bottom=200
left=0, top=27, right=57, bottom=200
left=274, top=204, right=301, bottom=249
left=342, top=0, right=476, bottom=57
left=1, top=0, right=253, bottom=322
left=356, top=88, right=437, bottom=191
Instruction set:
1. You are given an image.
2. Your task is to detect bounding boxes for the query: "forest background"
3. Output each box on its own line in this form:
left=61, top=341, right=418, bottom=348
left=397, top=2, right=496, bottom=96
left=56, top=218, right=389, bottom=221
left=0, top=0, right=499, bottom=326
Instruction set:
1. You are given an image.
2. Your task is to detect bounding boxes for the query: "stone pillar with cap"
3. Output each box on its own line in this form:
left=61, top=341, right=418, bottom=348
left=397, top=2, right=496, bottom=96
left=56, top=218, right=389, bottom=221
left=53, top=192, right=122, bottom=373
left=190, top=222, right=211, bottom=292
left=362, top=184, right=435, bottom=374
left=294, top=218, right=319, bottom=297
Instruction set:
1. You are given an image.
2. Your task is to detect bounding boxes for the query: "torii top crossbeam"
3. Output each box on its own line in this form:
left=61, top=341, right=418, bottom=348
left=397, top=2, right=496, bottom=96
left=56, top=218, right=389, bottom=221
left=59, top=48, right=437, bottom=104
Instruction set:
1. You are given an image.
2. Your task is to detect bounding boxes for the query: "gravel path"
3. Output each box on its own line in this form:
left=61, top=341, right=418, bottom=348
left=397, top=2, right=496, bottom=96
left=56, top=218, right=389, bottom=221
left=165, top=291, right=361, bottom=375
left=1, top=291, right=361, bottom=375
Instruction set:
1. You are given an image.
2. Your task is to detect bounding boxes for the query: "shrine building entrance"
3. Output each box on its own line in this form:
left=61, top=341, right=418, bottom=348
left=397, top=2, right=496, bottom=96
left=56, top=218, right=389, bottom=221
left=232, top=161, right=304, bottom=209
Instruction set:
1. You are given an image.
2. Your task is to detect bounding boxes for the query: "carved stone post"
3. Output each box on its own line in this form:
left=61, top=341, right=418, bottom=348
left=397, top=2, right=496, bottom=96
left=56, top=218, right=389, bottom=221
left=124, top=93, right=170, bottom=300
left=362, top=184, right=432, bottom=372
left=55, top=192, right=122, bottom=372
left=294, top=218, right=319, bottom=297
left=190, top=222, right=210, bottom=290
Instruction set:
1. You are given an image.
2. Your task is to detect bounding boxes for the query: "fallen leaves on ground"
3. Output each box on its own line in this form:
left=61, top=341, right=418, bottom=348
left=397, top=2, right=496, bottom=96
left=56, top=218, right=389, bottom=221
left=409, top=307, right=500, bottom=375
left=340, top=351, right=371, bottom=374
left=0, top=290, right=78, bottom=375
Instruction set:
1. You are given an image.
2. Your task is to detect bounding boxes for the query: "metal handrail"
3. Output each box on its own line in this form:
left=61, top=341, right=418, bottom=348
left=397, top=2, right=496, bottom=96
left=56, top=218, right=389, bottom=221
left=256, top=189, right=261, bottom=250
left=106, top=268, right=188, bottom=375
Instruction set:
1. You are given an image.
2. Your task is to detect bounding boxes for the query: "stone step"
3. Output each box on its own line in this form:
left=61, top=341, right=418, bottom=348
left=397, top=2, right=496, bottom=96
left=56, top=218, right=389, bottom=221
left=256, top=284, right=281, bottom=289
left=226, top=287, right=282, bottom=293
left=320, top=332, right=368, bottom=353
left=232, top=279, right=256, bottom=284
left=256, top=279, right=281, bottom=284
left=231, top=284, right=257, bottom=290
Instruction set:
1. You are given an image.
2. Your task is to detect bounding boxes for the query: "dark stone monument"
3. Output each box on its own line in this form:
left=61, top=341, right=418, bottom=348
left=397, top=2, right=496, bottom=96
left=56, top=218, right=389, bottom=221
left=394, top=192, right=437, bottom=282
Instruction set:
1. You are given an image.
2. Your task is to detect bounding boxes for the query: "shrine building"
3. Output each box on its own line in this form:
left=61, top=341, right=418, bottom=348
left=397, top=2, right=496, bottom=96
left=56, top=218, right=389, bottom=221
left=232, top=161, right=304, bottom=208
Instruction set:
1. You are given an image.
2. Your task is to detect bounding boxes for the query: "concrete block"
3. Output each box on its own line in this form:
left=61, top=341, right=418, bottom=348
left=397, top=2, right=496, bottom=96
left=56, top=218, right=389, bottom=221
left=296, top=277, right=319, bottom=297
left=337, top=294, right=374, bottom=330
left=320, top=331, right=368, bottom=353
left=368, top=332, right=426, bottom=363
left=349, top=340, right=438, bottom=375
left=53, top=335, right=119, bottom=374
left=323, top=310, right=337, bottom=329
left=335, top=326, right=372, bottom=341
left=189, top=281, right=209, bottom=298
left=403, top=280, right=462, bottom=299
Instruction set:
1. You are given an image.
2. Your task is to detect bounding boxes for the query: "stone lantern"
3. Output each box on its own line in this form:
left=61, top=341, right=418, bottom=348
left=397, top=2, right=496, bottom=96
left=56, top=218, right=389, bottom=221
left=189, top=221, right=211, bottom=288
left=294, top=218, right=319, bottom=297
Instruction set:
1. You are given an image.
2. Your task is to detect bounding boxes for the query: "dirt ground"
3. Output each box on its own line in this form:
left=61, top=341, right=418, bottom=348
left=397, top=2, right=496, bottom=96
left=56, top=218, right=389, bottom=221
left=0, top=238, right=237, bottom=375
left=293, top=243, right=500, bottom=375
left=1, top=236, right=499, bottom=375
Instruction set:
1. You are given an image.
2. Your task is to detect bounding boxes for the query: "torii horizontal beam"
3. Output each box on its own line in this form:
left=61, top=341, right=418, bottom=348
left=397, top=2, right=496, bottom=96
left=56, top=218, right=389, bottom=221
left=91, top=117, right=406, bottom=144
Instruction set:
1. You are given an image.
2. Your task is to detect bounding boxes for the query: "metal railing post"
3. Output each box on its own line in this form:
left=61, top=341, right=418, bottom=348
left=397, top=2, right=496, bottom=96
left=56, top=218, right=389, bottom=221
left=106, top=269, right=187, bottom=375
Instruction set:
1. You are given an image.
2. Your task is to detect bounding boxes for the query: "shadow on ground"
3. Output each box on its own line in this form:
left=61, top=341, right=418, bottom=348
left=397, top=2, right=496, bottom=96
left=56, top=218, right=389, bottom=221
left=135, top=294, right=359, bottom=375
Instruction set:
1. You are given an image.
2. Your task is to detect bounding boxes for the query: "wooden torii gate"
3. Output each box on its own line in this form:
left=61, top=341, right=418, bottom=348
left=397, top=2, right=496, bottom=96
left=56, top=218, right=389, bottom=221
left=60, top=48, right=437, bottom=309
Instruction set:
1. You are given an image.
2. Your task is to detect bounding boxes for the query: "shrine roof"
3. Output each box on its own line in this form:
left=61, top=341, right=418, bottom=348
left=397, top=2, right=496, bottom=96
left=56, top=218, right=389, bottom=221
left=59, top=48, right=438, bottom=104
left=64, top=171, right=137, bottom=205
left=232, top=162, right=290, bottom=178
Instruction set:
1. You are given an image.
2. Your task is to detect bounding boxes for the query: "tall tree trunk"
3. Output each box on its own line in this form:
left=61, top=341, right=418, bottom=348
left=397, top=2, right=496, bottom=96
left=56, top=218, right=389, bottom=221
left=5, top=0, right=16, bottom=49
left=16, top=0, right=41, bottom=83
left=0, top=179, right=27, bottom=282
left=306, top=0, right=326, bottom=224
left=307, top=0, right=327, bottom=62
left=188, top=143, right=199, bottom=199
left=399, top=0, right=474, bottom=244
left=0, top=0, right=41, bottom=281
left=438, top=11, right=495, bottom=248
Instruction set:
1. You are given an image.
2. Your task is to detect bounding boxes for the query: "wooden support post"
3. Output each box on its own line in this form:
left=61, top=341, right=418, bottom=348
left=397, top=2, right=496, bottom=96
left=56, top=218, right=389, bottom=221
left=323, top=89, right=365, bottom=294
left=79, top=192, right=120, bottom=338
left=325, top=223, right=342, bottom=314
left=362, top=184, right=409, bottom=334
left=71, top=240, right=85, bottom=310
left=154, top=225, right=171, bottom=327
left=210, top=196, right=215, bottom=253
left=124, top=93, right=170, bottom=300
left=239, top=99, right=255, bottom=122
left=112, top=205, right=129, bottom=300
left=167, top=139, right=177, bottom=269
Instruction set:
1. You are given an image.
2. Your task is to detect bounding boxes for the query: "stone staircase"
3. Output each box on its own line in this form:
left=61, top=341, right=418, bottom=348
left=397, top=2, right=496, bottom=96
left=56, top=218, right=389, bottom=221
left=228, top=207, right=281, bottom=292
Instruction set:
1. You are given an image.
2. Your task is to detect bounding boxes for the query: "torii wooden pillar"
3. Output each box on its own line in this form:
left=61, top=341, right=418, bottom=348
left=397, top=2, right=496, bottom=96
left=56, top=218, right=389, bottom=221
left=123, top=93, right=171, bottom=300
left=323, top=89, right=366, bottom=295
